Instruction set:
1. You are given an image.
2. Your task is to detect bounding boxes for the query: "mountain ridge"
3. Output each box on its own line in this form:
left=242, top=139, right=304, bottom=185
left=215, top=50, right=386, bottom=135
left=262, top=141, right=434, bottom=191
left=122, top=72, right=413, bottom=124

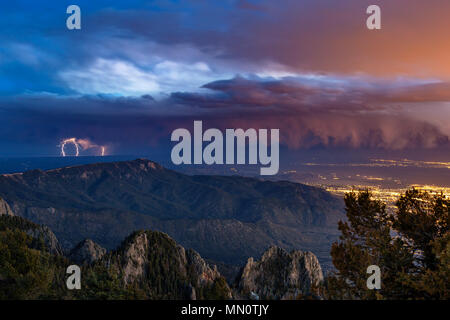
left=0, top=214, right=324, bottom=300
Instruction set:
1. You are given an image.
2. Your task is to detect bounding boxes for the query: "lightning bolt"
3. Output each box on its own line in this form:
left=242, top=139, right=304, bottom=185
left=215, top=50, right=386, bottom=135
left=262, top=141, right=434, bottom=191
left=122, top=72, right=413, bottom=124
left=60, top=137, right=106, bottom=157
left=60, top=138, right=80, bottom=157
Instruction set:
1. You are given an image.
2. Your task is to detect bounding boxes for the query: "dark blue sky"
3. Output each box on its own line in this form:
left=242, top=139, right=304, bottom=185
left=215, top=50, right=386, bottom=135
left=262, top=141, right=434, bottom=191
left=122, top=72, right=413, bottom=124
left=1, top=0, right=449, bottom=157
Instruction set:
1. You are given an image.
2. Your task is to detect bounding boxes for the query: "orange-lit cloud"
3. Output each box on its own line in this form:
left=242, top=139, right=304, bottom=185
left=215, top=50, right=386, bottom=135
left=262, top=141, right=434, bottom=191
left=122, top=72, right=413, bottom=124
left=229, top=0, right=450, bottom=78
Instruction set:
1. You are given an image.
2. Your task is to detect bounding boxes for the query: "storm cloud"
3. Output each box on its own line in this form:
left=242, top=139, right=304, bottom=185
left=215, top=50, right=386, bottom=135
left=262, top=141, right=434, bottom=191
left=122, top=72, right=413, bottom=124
left=1, top=76, right=449, bottom=156
left=0, top=1, right=449, bottom=156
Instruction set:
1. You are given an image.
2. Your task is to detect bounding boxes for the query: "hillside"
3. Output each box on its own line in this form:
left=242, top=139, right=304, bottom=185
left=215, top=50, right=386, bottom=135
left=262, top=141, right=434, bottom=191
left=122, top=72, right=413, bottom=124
left=0, top=214, right=230, bottom=299
left=0, top=159, right=345, bottom=271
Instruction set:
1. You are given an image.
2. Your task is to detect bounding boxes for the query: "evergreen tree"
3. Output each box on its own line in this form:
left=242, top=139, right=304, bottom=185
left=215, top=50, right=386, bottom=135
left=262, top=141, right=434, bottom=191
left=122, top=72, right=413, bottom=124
left=327, top=189, right=449, bottom=299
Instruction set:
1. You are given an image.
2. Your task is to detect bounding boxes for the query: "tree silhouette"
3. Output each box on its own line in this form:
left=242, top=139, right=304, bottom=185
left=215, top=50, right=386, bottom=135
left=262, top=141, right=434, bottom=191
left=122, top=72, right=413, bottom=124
left=327, top=189, right=449, bottom=299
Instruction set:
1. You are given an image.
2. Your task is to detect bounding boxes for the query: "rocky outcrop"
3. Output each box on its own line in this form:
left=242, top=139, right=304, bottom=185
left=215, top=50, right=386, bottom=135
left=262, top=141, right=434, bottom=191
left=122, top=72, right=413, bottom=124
left=186, top=249, right=222, bottom=287
left=119, top=232, right=152, bottom=285
left=25, top=225, right=64, bottom=256
left=0, top=197, right=14, bottom=216
left=0, top=213, right=63, bottom=255
left=236, top=246, right=324, bottom=300
left=103, top=230, right=232, bottom=299
left=69, top=239, right=106, bottom=265
left=1, top=212, right=328, bottom=300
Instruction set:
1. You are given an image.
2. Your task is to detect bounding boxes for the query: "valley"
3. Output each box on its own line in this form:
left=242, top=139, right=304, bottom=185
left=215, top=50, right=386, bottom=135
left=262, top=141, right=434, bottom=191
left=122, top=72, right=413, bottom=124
left=0, top=158, right=345, bottom=275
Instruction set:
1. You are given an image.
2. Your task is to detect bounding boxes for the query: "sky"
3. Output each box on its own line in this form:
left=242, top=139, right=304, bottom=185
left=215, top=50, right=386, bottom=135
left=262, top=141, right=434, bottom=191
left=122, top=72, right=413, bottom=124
left=1, top=0, right=450, bottom=159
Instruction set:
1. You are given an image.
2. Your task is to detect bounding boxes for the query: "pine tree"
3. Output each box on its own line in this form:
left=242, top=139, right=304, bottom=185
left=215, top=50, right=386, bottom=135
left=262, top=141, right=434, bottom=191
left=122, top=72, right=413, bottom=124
left=327, top=189, right=449, bottom=299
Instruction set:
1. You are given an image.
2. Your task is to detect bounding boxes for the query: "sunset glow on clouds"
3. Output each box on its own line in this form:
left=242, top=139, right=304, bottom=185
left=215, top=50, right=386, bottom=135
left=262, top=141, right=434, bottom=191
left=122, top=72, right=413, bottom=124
left=0, top=0, right=449, bottom=156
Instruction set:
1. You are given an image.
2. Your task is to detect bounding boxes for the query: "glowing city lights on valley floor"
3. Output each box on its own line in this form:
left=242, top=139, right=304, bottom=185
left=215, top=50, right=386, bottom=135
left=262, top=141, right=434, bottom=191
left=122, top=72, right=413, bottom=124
left=324, top=184, right=450, bottom=208
left=60, top=137, right=106, bottom=157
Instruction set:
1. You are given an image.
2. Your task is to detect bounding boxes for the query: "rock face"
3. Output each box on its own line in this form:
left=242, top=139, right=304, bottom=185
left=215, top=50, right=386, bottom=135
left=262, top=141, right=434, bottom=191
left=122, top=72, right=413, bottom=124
left=1, top=213, right=327, bottom=300
left=0, top=214, right=63, bottom=255
left=186, top=249, right=222, bottom=286
left=104, top=230, right=232, bottom=299
left=236, top=246, right=324, bottom=299
left=69, top=239, right=106, bottom=265
left=26, top=225, right=64, bottom=256
left=0, top=197, right=14, bottom=216
left=118, top=232, right=152, bottom=285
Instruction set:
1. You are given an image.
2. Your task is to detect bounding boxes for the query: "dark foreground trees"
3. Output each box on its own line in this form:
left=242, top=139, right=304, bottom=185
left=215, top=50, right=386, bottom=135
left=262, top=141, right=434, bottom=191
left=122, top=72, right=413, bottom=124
left=326, top=189, right=449, bottom=299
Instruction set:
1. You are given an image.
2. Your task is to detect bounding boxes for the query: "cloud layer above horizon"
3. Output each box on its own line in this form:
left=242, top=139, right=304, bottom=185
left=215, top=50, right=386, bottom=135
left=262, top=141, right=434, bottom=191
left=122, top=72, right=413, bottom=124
left=0, top=0, right=449, bottom=156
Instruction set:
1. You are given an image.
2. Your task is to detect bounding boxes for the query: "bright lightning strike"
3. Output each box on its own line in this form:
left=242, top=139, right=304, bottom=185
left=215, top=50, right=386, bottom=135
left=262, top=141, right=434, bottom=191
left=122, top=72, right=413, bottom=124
left=61, top=138, right=80, bottom=157
left=59, top=137, right=106, bottom=157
